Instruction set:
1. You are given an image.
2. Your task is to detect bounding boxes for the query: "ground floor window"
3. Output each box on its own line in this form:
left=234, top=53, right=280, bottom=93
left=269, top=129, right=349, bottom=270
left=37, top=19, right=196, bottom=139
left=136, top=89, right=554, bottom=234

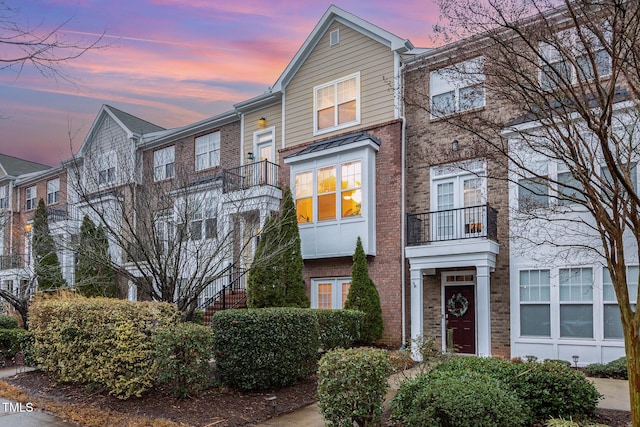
left=311, top=277, right=351, bottom=309
left=603, top=266, right=638, bottom=339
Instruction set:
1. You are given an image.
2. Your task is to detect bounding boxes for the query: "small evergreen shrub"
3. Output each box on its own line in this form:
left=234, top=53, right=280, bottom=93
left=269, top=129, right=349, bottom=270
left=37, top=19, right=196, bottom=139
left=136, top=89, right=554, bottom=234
left=30, top=297, right=179, bottom=399
left=318, top=347, right=390, bottom=427
left=583, top=356, right=628, bottom=379
left=211, top=308, right=319, bottom=390
left=18, top=330, right=35, bottom=366
left=0, top=315, right=19, bottom=329
left=154, top=322, right=214, bottom=398
left=314, top=309, right=364, bottom=350
left=0, top=328, right=28, bottom=358
left=390, top=370, right=528, bottom=427
left=433, top=357, right=601, bottom=423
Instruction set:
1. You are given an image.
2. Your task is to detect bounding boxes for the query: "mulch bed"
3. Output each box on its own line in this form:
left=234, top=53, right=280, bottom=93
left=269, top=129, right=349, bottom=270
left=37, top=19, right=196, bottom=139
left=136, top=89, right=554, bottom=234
left=5, top=369, right=317, bottom=426
left=3, top=369, right=633, bottom=426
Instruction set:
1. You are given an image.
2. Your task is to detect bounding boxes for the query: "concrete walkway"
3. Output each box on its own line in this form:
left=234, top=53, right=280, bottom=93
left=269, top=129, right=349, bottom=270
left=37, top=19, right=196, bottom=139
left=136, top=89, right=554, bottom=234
left=0, top=366, right=75, bottom=427
left=254, top=368, right=631, bottom=427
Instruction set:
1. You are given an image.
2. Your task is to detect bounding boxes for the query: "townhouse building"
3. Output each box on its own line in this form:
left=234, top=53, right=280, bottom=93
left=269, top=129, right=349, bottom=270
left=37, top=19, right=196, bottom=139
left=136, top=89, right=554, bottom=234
left=0, top=4, right=634, bottom=363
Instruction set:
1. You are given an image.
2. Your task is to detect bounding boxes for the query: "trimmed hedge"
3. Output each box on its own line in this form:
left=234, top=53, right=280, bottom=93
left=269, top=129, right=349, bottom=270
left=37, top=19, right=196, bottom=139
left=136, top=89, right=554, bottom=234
left=0, top=315, right=19, bottom=329
left=29, top=297, right=179, bottom=399
left=211, top=308, right=319, bottom=391
left=314, top=309, right=364, bottom=350
left=391, top=370, right=528, bottom=427
left=0, top=328, right=28, bottom=358
left=583, top=356, right=628, bottom=380
left=318, top=347, right=390, bottom=427
left=432, top=357, right=601, bottom=423
left=154, top=322, right=214, bottom=398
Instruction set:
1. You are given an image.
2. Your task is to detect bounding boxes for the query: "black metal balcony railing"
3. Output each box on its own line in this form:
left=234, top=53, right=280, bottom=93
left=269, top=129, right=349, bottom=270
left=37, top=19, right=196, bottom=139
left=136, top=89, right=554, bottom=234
left=407, top=204, right=497, bottom=246
left=223, top=160, right=279, bottom=193
left=46, top=203, right=80, bottom=223
left=0, top=254, right=25, bottom=271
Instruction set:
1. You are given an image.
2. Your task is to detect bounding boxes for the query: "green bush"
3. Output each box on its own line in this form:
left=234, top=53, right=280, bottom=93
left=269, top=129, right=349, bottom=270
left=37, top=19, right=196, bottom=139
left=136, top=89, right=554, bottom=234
left=211, top=308, right=319, bottom=390
left=390, top=370, right=528, bottom=427
left=314, top=309, right=364, bottom=350
left=583, top=356, right=628, bottom=379
left=318, top=347, right=390, bottom=427
left=0, top=328, right=28, bottom=358
left=433, top=357, right=601, bottom=423
left=154, top=322, right=214, bottom=398
left=30, top=297, right=179, bottom=399
left=0, top=315, right=19, bottom=329
left=18, top=331, right=35, bottom=366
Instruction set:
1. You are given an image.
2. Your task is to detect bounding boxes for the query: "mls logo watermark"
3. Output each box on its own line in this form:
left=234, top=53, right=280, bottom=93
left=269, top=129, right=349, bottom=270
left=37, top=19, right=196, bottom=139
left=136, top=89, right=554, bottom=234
left=2, top=401, right=34, bottom=413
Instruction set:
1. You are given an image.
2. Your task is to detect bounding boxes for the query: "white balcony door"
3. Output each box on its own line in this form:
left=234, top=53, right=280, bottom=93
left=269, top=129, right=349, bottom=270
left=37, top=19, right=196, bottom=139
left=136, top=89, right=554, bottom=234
left=433, top=175, right=485, bottom=240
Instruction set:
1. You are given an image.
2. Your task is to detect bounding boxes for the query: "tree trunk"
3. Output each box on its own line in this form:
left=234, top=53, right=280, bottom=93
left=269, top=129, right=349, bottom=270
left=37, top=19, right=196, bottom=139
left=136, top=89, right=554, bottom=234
left=624, top=327, right=639, bottom=426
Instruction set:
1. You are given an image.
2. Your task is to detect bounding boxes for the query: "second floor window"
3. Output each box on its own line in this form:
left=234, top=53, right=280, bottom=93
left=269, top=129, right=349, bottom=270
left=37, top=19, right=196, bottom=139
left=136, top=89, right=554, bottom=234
left=314, top=73, right=360, bottom=134
left=195, top=132, right=220, bottom=171
left=47, top=179, right=60, bottom=205
left=0, top=185, right=7, bottom=209
left=154, top=146, right=175, bottom=181
left=25, top=186, right=36, bottom=211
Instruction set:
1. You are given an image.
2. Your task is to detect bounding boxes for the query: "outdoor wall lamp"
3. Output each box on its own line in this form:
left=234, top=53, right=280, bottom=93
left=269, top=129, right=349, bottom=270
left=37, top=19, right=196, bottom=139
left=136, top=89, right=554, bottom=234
left=247, top=152, right=255, bottom=162
left=257, top=117, right=267, bottom=127
left=24, top=223, right=32, bottom=233
left=452, top=139, right=459, bottom=152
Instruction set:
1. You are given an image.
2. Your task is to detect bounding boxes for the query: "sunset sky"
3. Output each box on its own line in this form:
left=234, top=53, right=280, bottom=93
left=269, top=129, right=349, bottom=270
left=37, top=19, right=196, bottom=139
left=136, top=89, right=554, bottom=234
left=0, top=1, right=439, bottom=166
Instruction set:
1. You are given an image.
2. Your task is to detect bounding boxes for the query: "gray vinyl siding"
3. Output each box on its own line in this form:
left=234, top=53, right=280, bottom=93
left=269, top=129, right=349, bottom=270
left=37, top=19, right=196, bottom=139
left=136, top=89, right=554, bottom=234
left=83, top=114, right=132, bottom=191
left=285, top=21, right=396, bottom=148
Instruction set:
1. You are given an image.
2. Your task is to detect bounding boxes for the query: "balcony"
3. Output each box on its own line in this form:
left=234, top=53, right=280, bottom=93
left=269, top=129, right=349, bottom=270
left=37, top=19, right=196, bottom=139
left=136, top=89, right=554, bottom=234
left=407, top=204, right=497, bottom=246
left=223, top=160, right=279, bottom=193
left=47, top=203, right=80, bottom=223
left=0, top=254, right=25, bottom=271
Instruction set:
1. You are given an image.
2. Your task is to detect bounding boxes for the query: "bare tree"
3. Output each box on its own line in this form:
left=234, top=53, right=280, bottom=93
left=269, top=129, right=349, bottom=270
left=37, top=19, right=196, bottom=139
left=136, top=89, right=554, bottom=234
left=67, top=145, right=288, bottom=321
left=404, top=0, right=640, bottom=421
left=0, top=0, right=105, bottom=81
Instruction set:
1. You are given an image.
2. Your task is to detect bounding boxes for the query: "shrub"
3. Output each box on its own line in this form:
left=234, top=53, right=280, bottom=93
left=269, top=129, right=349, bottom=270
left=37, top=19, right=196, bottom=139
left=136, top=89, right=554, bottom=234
left=318, top=347, right=390, bottom=427
left=211, top=308, right=319, bottom=390
left=433, top=357, right=601, bottom=423
left=0, top=315, right=19, bottom=329
left=390, top=370, right=528, bottom=427
left=314, top=309, right=364, bottom=350
left=0, top=328, right=28, bottom=358
left=583, top=356, right=628, bottom=379
left=18, top=330, right=35, bottom=366
left=29, top=296, right=179, bottom=399
left=344, top=237, right=383, bottom=344
left=154, top=322, right=214, bottom=398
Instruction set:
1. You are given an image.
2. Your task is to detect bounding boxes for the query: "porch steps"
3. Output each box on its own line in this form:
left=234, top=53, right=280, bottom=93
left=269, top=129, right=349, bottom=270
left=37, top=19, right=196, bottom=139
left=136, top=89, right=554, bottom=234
left=203, top=289, right=247, bottom=325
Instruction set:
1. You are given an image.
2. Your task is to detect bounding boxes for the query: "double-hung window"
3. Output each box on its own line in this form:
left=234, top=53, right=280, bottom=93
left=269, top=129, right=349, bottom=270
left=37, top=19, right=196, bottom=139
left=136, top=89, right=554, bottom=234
left=517, top=160, right=549, bottom=210
left=603, top=266, right=638, bottom=339
left=154, top=146, right=175, bottom=181
left=557, top=162, right=586, bottom=206
left=519, top=270, right=551, bottom=337
left=47, top=179, right=60, bottom=205
left=601, top=163, right=637, bottom=200
left=314, top=73, right=360, bottom=134
left=98, top=152, right=116, bottom=186
left=25, top=186, right=37, bottom=211
left=559, top=267, right=593, bottom=338
left=311, top=278, right=351, bottom=309
left=430, top=57, right=485, bottom=118
left=195, top=132, right=220, bottom=171
left=0, top=185, right=8, bottom=209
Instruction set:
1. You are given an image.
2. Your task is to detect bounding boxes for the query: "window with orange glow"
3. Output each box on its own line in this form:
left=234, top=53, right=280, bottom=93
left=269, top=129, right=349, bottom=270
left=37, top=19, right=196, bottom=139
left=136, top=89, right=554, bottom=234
left=314, top=74, right=359, bottom=133
left=295, top=171, right=313, bottom=223
left=318, top=283, right=333, bottom=309
left=341, top=282, right=351, bottom=308
left=317, top=166, right=336, bottom=221
left=341, top=161, right=362, bottom=217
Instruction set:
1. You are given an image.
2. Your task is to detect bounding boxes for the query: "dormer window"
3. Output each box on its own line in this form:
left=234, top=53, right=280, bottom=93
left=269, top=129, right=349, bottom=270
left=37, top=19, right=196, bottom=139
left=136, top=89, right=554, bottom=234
left=314, top=72, right=360, bottom=135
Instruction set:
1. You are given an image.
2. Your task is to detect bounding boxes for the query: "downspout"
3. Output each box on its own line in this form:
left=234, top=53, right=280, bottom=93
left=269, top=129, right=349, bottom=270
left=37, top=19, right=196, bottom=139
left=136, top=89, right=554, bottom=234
left=398, top=55, right=407, bottom=349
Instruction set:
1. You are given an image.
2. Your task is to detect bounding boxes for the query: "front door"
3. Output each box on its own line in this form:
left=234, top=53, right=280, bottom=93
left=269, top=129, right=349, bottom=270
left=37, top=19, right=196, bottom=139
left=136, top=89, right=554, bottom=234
left=445, top=284, right=476, bottom=354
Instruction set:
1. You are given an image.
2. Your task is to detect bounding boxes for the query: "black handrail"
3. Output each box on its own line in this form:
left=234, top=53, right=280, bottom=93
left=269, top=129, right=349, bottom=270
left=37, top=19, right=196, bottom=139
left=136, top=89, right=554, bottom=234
left=198, top=265, right=248, bottom=310
left=223, top=160, right=279, bottom=193
left=407, top=204, right=497, bottom=246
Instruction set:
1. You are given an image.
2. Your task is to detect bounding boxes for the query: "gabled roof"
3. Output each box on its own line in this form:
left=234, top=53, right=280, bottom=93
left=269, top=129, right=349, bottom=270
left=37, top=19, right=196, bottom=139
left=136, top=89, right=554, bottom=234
left=271, top=5, right=414, bottom=92
left=78, top=104, right=165, bottom=157
left=0, top=153, right=51, bottom=178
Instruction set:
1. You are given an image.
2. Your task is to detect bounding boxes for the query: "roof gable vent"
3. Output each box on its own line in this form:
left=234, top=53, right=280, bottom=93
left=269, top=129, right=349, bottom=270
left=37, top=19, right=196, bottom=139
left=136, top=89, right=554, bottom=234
left=329, top=29, right=339, bottom=47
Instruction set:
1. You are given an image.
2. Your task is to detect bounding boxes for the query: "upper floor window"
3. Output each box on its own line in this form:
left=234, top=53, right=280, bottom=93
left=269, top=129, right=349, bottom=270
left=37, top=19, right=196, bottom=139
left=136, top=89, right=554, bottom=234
left=98, top=152, right=116, bottom=186
left=314, top=73, right=360, bottom=134
left=430, top=57, right=485, bottom=118
left=154, top=146, right=175, bottom=181
left=195, top=132, right=220, bottom=171
left=539, top=29, right=611, bottom=90
left=47, top=178, right=60, bottom=205
left=25, top=186, right=36, bottom=211
left=0, top=185, right=7, bottom=209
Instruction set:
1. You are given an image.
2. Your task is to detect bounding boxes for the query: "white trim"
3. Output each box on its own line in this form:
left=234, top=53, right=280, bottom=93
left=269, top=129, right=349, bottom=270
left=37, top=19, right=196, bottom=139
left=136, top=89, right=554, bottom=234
left=441, top=270, right=476, bottom=354
left=313, top=72, right=361, bottom=136
left=253, top=126, right=276, bottom=163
